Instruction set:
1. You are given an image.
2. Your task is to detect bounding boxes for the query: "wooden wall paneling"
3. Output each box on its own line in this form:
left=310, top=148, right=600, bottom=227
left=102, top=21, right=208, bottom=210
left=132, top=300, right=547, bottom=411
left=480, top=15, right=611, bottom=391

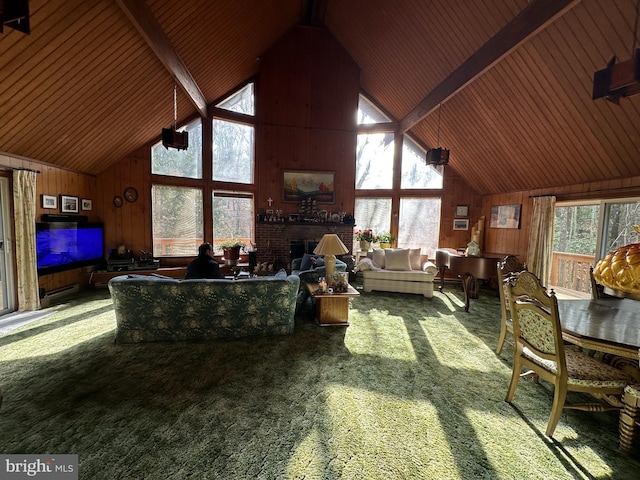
left=257, top=124, right=311, bottom=213
left=258, top=27, right=313, bottom=127
left=310, top=29, right=360, bottom=130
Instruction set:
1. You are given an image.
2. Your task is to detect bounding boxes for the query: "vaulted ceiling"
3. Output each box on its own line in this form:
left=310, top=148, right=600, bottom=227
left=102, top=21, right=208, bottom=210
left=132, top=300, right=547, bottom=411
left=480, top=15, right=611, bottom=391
left=1, top=0, right=639, bottom=195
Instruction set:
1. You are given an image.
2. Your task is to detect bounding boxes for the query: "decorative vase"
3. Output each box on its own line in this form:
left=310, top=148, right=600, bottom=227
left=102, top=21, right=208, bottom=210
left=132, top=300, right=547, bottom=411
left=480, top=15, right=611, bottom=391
left=379, top=242, right=391, bottom=249
left=359, top=241, right=371, bottom=251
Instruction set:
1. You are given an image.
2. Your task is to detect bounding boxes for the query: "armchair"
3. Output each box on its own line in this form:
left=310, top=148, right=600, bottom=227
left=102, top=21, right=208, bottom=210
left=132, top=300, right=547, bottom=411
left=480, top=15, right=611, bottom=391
left=504, top=271, right=634, bottom=437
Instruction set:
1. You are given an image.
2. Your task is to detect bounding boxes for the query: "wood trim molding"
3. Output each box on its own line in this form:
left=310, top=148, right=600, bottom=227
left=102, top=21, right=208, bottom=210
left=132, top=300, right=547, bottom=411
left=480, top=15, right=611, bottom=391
left=116, top=0, right=208, bottom=118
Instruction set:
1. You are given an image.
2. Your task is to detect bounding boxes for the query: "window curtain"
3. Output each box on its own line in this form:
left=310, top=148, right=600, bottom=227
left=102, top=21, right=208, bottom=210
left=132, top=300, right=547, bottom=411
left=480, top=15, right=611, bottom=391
left=527, top=195, right=556, bottom=287
left=13, top=169, right=40, bottom=311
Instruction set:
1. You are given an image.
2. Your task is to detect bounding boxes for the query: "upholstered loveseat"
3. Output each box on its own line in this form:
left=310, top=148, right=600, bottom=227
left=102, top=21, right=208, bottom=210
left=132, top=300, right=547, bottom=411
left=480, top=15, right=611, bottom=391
left=355, top=248, right=437, bottom=298
left=108, top=273, right=300, bottom=343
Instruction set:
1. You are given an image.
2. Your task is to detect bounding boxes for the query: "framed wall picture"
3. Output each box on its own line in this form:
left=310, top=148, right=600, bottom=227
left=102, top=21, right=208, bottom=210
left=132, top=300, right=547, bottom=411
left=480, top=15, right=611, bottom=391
left=81, top=199, right=93, bottom=211
left=283, top=170, right=335, bottom=204
left=453, top=218, right=469, bottom=230
left=60, top=195, right=79, bottom=213
left=455, top=205, right=468, bottom=217
left=490, top=204, right=521, bottom=229
left=41, top=194, right=57, bottom=209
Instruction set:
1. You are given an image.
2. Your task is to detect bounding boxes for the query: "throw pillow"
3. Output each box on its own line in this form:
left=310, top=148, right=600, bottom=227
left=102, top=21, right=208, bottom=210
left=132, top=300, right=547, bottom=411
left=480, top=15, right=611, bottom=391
left=409, top=248, right=422, bottom=270
left=274, top=268, right=288, bottom=279
left=315, top=256, right=325, bottom=267
left=300, top=253, right=315, bottom=271
left=384, top=248, right=412, bottom=271
left=371, top=248, right=386, bottom=269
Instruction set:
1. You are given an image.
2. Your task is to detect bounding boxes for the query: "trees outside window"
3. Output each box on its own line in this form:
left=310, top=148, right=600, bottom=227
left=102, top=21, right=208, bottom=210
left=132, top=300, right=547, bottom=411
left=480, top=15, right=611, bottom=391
left=151, top=185, right=203, bottom=257
left=151, top=119, right=202, bottom=179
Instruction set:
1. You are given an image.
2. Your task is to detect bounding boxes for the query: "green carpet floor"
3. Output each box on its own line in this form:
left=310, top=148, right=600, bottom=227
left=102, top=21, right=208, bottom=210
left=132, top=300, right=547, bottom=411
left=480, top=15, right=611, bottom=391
left=0, top=281, right=638, bottom=479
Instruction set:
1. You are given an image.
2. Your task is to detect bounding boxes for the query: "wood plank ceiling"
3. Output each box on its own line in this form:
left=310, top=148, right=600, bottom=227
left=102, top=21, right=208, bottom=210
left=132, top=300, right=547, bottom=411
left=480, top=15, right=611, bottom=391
left=0, top=0, right=639, bottom=195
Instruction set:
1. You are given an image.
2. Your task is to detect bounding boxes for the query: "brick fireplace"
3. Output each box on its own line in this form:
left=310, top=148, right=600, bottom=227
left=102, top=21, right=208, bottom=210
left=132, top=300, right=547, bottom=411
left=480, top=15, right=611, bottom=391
left=255, top=222, right=354, bottom=270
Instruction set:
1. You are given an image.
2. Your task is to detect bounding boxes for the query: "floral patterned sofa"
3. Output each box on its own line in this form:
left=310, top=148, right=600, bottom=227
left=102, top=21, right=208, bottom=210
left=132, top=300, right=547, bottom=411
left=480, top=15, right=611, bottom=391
left=108, top=273, right=300, bottom=344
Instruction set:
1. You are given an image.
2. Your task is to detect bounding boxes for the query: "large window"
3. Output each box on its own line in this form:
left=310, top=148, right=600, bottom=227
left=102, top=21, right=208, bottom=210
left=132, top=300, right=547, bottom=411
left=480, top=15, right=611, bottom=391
left=551, top=198, right=639, bottom=295
left=212, top=192, right=254, bottom=253
left=152, top=185, right=203, bottom=257
left=354, top=198, right=392, bottom=241
left=355, top=95, right=442, bottom=256
left=151, top=119, right=203, bottom=179
left=151, top=83, right=256, bottom=256
left=598, top=198, right=640, bottom=257
left=401, top=137, right=443, bottom=189
left=398, top=198, right=441, bottom=258
left=356, top=133, right=394, bottom=189
left=212, top=119, right=254, bottom=184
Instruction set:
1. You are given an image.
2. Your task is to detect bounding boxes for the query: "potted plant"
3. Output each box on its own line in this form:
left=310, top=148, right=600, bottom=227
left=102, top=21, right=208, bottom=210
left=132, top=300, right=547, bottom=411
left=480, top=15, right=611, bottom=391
left=219, top=240, right=246, bottom=266
left=376, top=232, right=395, bottom=249
left=354, top=228, right=375, bottom=252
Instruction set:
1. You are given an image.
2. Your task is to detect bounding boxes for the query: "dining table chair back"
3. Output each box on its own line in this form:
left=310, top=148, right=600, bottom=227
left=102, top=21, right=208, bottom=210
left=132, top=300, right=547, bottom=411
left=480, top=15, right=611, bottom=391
left=495, top=255, right=526, bottom=355
left=504, top=271, right=635, bottom=437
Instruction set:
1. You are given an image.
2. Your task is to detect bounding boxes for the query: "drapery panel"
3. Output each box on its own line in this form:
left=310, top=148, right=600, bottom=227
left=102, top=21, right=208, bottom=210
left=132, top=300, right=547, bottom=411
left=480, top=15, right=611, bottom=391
left=13, top=169, right=40, bottom=311
left=527, top=195, right=556, bottom=287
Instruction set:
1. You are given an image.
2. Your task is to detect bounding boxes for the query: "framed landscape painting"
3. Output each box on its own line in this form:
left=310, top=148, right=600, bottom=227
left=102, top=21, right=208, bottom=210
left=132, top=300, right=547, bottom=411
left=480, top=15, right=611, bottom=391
left=490, top=204, right=521, bottom=229
left=283, top=170, right=335, bottom=204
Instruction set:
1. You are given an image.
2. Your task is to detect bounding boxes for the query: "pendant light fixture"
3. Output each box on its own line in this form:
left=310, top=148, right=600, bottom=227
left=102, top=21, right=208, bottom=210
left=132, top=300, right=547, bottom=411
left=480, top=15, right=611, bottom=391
left=592, top=0, right=640, bottom=103
left=426, top=103, right=450, bottom=166
left=162, top=80, right=189, bottom=150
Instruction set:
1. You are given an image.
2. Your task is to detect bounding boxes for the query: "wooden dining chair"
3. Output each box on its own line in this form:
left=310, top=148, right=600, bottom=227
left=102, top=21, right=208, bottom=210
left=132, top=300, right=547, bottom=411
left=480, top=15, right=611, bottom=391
left=504, top=271, right=635, bottom=437
left=495, top=255, right=526, bottom=355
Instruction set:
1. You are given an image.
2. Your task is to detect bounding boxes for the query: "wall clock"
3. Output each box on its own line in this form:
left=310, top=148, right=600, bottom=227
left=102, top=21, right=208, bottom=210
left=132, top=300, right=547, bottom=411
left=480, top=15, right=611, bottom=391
left=113, top=195, right=123, bottom=208
left=124, top=186, right=138, bottom=203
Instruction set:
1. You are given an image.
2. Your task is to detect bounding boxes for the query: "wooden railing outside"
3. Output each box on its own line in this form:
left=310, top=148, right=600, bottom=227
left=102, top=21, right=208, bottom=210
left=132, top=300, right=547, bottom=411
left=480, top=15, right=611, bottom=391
left=154, top=238, right=203, bottom=257
left=550, top=251, right=595, bottom=295
left=153, top=237, right=253, bottom=256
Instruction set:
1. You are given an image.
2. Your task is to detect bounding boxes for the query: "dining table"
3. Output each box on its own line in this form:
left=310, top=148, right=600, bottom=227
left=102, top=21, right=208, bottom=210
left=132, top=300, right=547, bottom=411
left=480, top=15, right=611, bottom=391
left=557, top=297, right=640, bottom=452
left=557, top=297, right=640, bottom=360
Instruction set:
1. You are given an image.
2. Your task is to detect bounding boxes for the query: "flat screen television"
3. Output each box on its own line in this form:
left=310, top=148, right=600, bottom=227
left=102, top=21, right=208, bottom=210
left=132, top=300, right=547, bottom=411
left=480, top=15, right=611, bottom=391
left=36, top=222, right=105, bottom=276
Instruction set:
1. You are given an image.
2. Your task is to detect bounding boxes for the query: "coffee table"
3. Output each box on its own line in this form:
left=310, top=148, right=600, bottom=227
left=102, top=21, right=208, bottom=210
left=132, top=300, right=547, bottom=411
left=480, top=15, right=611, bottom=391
left=306, top=283, right=360, bottom=326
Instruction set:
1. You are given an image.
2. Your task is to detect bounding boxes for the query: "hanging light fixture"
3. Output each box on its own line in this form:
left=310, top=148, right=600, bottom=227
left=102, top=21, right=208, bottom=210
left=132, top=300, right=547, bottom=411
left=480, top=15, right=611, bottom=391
left=592, top=0, right=640, bottom=103
left=426, top=103, right=450, bottom=166
left=162, top=80, right=189, bottom=150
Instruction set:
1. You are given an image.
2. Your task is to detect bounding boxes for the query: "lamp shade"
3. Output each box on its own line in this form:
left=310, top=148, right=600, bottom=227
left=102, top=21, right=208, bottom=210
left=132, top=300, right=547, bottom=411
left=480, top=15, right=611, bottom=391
left=313, top=234, right=348, bottom=256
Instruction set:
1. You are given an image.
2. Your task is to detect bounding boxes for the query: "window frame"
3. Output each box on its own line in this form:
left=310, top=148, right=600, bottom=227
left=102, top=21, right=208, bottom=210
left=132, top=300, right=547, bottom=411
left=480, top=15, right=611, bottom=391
left=151, top=82, right=257, bottom=258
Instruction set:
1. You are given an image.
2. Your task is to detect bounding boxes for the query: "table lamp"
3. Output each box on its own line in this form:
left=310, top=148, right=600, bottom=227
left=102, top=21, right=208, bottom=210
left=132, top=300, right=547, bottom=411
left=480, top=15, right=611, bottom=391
left=314, top=233, right=349, bottom=286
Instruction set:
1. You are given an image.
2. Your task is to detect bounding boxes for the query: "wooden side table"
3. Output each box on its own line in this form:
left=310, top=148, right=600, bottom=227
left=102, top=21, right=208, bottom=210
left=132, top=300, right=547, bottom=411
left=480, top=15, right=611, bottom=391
left=306, top=283, right=359, bottom=326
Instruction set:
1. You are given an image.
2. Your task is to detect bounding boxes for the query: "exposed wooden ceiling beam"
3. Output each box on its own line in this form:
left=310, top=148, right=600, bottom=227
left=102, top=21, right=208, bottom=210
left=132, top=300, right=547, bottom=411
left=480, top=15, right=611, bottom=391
left=398, top=0, right=582, bottom=134
left=116, top=0, right=208, bottom=118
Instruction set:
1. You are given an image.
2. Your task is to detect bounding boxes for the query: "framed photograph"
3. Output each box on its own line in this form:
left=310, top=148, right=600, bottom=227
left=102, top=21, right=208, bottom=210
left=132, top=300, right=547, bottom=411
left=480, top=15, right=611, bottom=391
left=455, top=205, right=469, bottom=217
left=490, top=204, right=521, bottom=229
left=283, top=170, right=335, bottom=204
left=453, top=218, right=469, bottom=230
left=81, top=199, right=93, bottom=211
left=59, top=195, right=79, bottom=214
left=41, top=194, right=57, bottom=209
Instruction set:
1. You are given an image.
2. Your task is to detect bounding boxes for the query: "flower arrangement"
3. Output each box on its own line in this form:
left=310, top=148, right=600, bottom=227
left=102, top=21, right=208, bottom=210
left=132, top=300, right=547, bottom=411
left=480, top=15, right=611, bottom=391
left=375, top=232, right=395, bottom=244
left=354, top=228, right=375, bottom=242
left=219, top=240, right=246, bottom=250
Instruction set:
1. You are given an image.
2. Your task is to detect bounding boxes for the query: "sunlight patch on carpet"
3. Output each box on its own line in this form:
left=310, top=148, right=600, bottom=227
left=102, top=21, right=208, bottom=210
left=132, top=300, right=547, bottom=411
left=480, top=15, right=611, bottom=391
left=318, top=384, right=461, bottom=479
left=347, top=308, right=418, bottom=362
left=0, top=313, right=113, bottom=360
